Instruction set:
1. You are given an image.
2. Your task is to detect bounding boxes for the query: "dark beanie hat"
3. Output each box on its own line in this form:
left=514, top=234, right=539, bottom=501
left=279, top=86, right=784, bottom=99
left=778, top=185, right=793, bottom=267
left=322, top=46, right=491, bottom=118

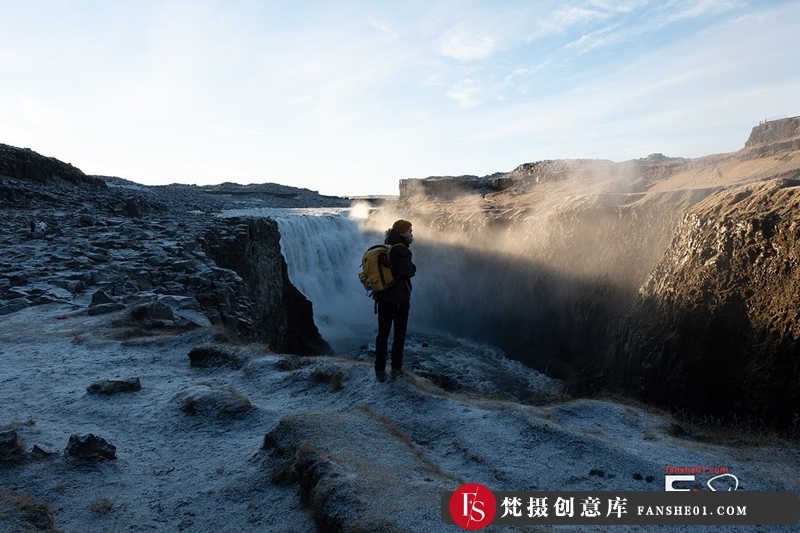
left=392, top=219, right=412, bottom=234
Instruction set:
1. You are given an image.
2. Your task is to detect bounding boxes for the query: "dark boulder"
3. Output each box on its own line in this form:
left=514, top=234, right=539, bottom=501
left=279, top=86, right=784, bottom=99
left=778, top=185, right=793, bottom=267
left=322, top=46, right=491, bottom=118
left=87, top=378, right=142, bottom=395
left=0, top=430, right=25, bottom=463
left=64, top=434, right=116, bottom=461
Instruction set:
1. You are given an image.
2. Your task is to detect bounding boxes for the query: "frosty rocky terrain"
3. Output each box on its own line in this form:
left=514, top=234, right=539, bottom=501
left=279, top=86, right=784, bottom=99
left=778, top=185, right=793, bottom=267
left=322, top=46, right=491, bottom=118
left=1, top=140, right=800, bottom=532
left=3, top=302, right=799, bottom=533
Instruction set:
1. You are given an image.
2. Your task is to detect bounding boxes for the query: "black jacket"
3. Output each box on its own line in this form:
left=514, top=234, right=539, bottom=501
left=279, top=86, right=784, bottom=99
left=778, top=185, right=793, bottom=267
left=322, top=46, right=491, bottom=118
left=374, top=229, right=416, bottom=303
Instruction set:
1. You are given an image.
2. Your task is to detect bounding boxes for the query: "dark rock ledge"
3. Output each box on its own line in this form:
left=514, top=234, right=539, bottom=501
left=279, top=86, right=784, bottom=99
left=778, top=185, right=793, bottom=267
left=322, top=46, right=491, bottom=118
left=0, top=143, right=333, bottom=355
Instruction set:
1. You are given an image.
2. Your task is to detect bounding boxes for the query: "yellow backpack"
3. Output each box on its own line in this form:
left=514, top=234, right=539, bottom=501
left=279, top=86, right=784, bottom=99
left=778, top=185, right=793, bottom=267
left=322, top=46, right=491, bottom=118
left=358, top=243, right=404, bottom=293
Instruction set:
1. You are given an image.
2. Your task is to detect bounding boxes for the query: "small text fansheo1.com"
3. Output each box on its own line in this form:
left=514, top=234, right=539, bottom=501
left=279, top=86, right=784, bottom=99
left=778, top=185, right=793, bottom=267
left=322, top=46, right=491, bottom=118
left=664, top=465, right=739, bottom=491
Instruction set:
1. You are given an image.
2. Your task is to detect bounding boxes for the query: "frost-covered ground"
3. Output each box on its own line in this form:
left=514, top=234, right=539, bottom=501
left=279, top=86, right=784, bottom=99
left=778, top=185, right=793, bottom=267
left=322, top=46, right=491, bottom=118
left=2, top=301, right=799, bottom=532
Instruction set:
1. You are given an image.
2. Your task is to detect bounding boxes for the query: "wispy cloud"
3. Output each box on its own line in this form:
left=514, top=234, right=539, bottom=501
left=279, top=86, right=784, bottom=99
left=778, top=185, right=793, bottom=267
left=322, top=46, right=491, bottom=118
left=0, top=0, right=797, bottom=195
left=446, top=80, right=481, bottom=108
left=440, top=34, right=499, bottom=61
left=666, top=0, right=745, bottom=21
left=553, top=6, right=608, bottom=25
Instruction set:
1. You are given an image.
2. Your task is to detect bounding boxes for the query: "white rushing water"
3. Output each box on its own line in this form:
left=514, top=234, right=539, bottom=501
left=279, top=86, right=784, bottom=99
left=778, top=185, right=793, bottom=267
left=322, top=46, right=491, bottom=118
left=219, top=207, right=562, bottom=399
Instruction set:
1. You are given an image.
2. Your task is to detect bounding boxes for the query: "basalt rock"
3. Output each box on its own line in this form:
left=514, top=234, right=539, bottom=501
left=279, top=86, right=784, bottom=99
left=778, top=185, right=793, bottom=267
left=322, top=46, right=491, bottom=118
left=741, top=116, right=800, bottom=159
left=202, top=217, right=331, bottom=355
left=0, top=430, right=25, bottom=464
left=0, top=143, right=101, bottom=186
left=613, top=179, right=800, bottom=428
left=87, top=378, right=142, bottom=395
left=64, top=434, right=116, bottom=461
left=1, top=142, right=339, bottom=356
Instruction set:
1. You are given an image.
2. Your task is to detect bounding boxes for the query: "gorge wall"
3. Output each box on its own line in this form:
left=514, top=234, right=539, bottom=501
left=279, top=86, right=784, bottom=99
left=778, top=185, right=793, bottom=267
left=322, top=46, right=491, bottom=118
left=4, top=114, right=800, bottom=430
left=614, top=178, right=800, bottom=427
left=395, top=116, right=800, bottom=430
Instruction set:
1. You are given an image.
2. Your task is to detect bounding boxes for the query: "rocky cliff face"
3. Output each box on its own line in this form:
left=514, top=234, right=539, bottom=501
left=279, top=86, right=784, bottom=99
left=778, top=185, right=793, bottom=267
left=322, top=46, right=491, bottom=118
left=743, top=116, right=800, bottom=158
left=0, top=144, right=330, bottom=355
left=614, top=178, right=800, bottom=427
left=202, top=217, right=330, bottom=355
left=396, top=117, right=800, bottom=430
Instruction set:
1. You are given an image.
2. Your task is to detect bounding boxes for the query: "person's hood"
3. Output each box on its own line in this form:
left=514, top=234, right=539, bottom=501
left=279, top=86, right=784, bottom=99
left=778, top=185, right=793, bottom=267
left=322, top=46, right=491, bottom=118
left=385, top=229, right=410, bottom=247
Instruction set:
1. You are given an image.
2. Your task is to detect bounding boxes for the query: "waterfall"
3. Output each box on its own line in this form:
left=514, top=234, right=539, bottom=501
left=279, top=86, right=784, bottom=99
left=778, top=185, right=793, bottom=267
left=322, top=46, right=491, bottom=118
left=270, top=209, right=377, bottom=345
left=218, top=207, right=377, bottom=346
left=219, top=206, right=563, bottom=398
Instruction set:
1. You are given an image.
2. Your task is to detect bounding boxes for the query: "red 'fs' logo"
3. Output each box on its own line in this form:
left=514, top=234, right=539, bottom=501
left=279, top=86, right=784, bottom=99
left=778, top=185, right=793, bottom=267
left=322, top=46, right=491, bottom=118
left=449, top=483, right=497, bottom=530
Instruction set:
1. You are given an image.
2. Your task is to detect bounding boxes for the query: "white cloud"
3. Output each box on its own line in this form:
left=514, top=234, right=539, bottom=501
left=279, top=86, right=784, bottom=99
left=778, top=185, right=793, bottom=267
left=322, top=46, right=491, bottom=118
left=439, top=34, right=499, bottom=61
left=553, top=6, right=608, bottom=25
left=564, top=31, right=621, bottom=53
left=446, top=81, right=481, bottom=108
left=0, top=0, right=797, bottom=196
left=666, top=0, right=745, bottom=21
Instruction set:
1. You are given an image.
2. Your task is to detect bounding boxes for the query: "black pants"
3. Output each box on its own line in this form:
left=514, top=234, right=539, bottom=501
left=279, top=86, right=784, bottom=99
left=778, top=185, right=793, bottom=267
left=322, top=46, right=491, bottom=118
left=374, top=299, right=410, bottom=373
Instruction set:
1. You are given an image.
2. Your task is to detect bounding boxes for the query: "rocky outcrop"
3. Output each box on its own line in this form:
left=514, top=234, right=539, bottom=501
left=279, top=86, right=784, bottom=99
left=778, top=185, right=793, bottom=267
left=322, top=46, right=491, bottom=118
left=0, top=431, right=25, bottom=464
left=87, top=378, right=142, bottom=395
left=613, top=178, right=800, bottom=428
left=64, top=434, right=117, bottom=461
left=1, top=143, right=336, bottom=356
left=397, top=119, right=800, bottom=430
left=0, top=143, right=102, bottom=186
left=741, top=116, right=800, bottom=159
left=201, top=217, right=330, bottom=355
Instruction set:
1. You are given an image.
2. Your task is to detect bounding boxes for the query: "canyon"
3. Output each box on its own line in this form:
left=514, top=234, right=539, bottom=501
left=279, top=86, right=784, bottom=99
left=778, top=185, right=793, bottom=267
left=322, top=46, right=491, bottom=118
left=1, top=118, right=799, bottom=532
left=395, top=116, right=800, bottom=431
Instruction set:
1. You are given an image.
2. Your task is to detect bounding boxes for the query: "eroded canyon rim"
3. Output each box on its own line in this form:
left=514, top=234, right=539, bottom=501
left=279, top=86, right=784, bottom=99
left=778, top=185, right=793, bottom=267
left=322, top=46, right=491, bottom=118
left=388, top=116, right=800, bottom=431
left=2, top=116, right=800, bottom=433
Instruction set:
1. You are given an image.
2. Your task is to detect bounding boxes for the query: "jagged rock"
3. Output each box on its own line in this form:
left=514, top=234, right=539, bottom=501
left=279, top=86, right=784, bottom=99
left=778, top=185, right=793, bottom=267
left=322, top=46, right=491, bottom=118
left=172, top=308, right=212, bottom=328
left=129, top=295, right=211, bottom=328
left=613, top=179, right=800, bottom=428
left=87, top=377, right=142, bottom=395
left=90, top=289, right=114, bottom=305
left=131, top=299, right=174, bottom=321
left=0, top=430, right=25, bottom=463
left=64, top=434, right=116, bottom=461
left=30, top=445, right=59, bottom=460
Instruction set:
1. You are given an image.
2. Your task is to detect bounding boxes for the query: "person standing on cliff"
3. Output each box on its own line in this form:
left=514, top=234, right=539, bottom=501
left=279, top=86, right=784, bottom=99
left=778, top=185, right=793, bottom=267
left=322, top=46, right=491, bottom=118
left=374, top=219, right=416, bottom=382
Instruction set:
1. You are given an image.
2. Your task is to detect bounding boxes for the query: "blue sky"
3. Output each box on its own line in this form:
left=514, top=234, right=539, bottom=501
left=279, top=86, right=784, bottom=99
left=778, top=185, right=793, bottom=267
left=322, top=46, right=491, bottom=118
left=1, top=1, right=798, bottom=196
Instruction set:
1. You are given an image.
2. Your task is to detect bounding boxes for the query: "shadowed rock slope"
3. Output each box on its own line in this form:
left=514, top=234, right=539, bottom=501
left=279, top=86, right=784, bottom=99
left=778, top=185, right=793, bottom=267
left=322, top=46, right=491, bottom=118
left=614, top=177, right=800, bottom=428
left=393, top=116, right=800, bottom=430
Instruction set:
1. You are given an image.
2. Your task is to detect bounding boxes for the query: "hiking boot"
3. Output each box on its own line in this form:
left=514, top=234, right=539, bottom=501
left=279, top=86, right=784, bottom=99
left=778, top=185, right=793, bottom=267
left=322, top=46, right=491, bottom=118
left=375, top=371, right=387, bottom=382
left=390, top=368, right=403, bottom=380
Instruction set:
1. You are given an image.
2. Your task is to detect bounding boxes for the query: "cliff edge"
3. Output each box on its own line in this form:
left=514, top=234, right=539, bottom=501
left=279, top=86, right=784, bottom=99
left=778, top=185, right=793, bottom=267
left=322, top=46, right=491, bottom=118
left=395, top=116, right=800, bottom=430
left=0, top=144, right=331, bottom=355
